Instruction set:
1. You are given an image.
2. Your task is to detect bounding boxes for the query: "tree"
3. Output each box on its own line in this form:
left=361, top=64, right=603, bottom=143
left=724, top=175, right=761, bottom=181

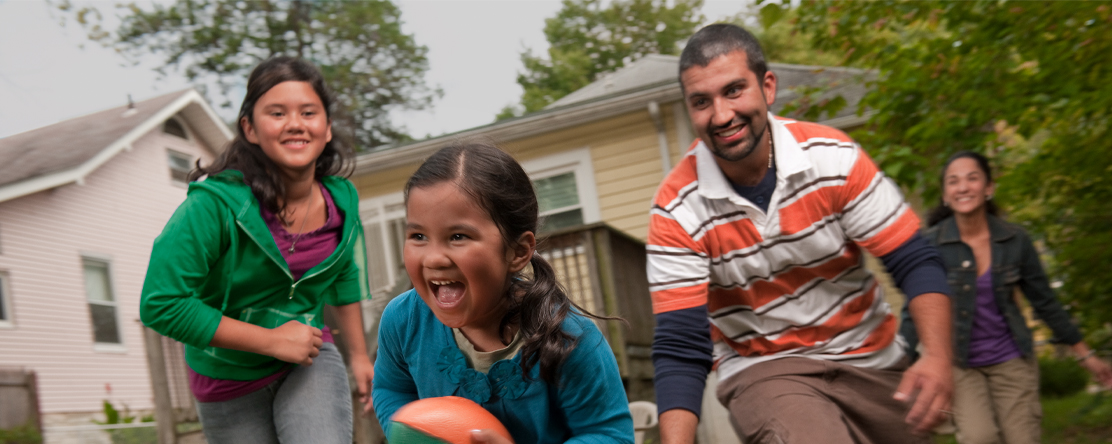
left=785, top=1, right=1112, bottom=331
left=56, top=0, right=439, bottom=151
left=497, top=0, right=704, bottom=120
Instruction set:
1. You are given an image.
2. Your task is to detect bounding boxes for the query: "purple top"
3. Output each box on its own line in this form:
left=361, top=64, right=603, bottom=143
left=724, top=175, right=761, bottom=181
left=966, top=267, right=1022, bottom=367
left=189, top=183, right=344, bottom=402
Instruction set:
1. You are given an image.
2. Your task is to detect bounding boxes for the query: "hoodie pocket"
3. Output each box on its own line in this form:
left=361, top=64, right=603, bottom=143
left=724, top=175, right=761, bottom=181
left=204, top=308, right=316, bottom=366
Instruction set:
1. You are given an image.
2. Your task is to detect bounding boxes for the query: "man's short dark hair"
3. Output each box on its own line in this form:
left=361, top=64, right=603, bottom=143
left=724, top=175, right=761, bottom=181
left=679, top=23, right=768, bottom=83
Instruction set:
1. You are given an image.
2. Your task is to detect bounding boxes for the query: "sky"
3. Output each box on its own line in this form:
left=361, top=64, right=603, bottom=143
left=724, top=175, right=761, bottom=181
left=0, top=0, right=746, bottom=140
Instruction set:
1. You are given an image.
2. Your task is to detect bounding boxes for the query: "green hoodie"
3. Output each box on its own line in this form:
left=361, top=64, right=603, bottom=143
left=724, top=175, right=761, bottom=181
left=140, top=170, right=370, bottom=381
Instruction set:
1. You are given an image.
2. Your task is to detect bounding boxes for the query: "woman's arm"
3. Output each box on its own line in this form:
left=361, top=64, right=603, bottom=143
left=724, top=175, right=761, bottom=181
left=333, top=301, right=375, bottom=414
left=1015, top=232, right=1110, bottom=386
left=372, top=297, right=421, bottom=435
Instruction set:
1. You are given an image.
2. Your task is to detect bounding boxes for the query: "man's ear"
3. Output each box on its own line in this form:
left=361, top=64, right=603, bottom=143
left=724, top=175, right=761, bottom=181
left=241, top=116, right=259, bottom=144
left=762, top=70, right=778, bottom=106
left=508, top=231, right=536, bottom=273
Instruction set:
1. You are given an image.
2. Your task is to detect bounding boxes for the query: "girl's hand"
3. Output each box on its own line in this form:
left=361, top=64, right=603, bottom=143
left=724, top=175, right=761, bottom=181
left=1080, top=355, right=1112, bottom=388
left=470, top=429, right=514, bottom=444
left=268, top=320, right=322, bottom=365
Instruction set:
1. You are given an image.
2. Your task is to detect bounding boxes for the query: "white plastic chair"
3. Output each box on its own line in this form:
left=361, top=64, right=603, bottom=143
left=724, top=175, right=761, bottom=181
left=629, top=401, right=659, bottom=444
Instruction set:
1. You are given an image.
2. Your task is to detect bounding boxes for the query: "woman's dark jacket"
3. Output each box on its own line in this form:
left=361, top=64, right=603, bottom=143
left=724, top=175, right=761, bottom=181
left=899, top=214, right=1082, bottom=367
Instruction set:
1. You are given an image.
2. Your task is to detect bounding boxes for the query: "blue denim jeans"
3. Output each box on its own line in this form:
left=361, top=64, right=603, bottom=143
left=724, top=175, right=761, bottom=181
left=196, top=342, right=352, bottom=444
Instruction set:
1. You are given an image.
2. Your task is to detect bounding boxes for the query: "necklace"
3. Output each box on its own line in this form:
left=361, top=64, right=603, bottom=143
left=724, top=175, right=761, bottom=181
left=767, top=125, right=775, bottom=169
left=286, top=183, right=316, bottom=254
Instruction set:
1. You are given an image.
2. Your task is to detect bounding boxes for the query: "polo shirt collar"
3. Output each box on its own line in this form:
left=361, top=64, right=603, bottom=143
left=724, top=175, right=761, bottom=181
left=695, top=112, right=811, bottom=201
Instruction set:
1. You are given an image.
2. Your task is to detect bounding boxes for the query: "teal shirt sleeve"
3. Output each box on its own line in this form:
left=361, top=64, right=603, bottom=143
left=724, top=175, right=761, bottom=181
left=139, top=189, right=228, bottom=349
left=560, top=316, right=635, bottom=443
left=372, top=294, right=421, bottom=436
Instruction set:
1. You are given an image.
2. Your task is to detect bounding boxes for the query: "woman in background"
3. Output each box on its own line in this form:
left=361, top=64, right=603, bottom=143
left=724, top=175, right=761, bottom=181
left=901, top=151, right=1111, bottom=444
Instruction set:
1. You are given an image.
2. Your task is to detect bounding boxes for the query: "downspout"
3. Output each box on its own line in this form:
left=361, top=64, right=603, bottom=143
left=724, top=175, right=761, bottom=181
left=647, top=101, right=672, bottom=175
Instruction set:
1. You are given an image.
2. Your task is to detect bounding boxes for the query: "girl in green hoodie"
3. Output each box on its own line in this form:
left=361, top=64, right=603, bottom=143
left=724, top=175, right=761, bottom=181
left=140, top=57, right=372, bottom=444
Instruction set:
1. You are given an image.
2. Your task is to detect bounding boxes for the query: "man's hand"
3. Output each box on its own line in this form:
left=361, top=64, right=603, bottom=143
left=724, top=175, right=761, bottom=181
left=901, top=292, right=954, bottom=435
left=267, top=320, right=323, bottom=365
left=894, top=354, right=952, bottom=435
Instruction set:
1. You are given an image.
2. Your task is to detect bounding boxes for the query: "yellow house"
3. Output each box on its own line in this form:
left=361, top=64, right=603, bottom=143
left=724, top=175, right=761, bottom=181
left=351, top=54, right=870, bottom=293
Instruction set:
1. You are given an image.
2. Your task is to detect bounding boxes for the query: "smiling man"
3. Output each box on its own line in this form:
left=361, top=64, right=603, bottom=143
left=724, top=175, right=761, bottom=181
left=647, top=24, right=955, bottom=444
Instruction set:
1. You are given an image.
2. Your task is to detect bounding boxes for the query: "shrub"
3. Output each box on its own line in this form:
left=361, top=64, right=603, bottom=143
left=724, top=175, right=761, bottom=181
left=1039, top=356, right=1089, bottom=398
left=0, top=423, right=43, bottom=444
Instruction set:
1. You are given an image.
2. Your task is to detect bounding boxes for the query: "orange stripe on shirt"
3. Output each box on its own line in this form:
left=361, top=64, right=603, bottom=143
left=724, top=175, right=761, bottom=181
left=653, top=154, right=700, bottom=207
left=724, top=285, right=877, bottom=356
left=778, top=186, right=840, bottom=235
left=652, top=282, right=710, bottom=314
left=857, top=208, right=920, bottom=257
left=703, top=218, right=763, bottom=254
left=706, top=250, right=860, bottom=312
left=840, top=314, right=897, bottom=356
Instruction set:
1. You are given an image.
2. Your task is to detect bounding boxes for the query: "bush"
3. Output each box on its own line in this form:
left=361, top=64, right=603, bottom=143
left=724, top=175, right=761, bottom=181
left=1039, top=356, right=1089, bottom=398
left=0, top=423, right=43, bottom=444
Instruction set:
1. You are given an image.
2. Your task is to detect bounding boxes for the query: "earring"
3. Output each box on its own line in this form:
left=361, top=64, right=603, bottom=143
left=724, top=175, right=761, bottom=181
left=943, top=201, right=950, bottom=208
left=986, top=194, right=993, bottom=201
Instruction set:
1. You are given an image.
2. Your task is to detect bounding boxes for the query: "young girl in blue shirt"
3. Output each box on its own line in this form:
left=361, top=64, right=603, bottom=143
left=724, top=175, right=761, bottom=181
left=372, top=142, right=634, bottom=443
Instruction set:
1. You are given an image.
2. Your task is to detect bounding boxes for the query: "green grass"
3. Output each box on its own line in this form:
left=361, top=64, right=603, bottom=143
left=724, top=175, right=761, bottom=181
left=934, top=391, right=1112, bottom=444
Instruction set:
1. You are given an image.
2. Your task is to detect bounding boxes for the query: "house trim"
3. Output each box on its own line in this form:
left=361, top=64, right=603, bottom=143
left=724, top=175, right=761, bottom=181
left=0, top=90, right=232, bottom=204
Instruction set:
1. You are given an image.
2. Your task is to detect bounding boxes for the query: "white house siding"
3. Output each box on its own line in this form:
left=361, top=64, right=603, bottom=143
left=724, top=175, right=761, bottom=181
left=0, top=124, right=214, bottom=415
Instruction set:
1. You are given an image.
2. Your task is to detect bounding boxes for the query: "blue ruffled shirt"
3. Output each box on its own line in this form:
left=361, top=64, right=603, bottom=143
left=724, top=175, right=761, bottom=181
left=372, top=290, right=634, bottom=444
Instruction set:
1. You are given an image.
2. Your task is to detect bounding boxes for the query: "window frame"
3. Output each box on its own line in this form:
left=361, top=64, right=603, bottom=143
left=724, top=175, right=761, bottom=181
left=162, top=117, right=191, bottom=141
left=359, top=192, right=407, bottom=296
left=166, top=149, right=194, bottom=187
left=81, top=256, right=125, bottom=351
left=520, top=147, right=602, bottom=228
left=0, top=271, right=13, bottom=329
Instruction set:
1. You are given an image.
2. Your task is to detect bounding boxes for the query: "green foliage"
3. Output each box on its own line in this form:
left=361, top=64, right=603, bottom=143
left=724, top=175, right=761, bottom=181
left=1039, top=356, right=1090, bottom=398
left=54, top=0, right=439, bottom=151
left=499, top=0, right=704, bottom=119
left=93, top=401, right=156, bottom=444
left=787, top=1, right=1112, bottom=330
left=0, top=423, right=42, bottom=444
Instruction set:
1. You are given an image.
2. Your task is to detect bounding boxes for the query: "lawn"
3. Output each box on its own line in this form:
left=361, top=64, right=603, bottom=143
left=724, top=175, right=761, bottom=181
left=934, top=391, right=1112, bottom=444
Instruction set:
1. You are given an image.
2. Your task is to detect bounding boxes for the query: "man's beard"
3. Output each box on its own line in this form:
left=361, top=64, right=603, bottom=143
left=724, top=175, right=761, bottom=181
left=707, top=118, right=765, bottom=162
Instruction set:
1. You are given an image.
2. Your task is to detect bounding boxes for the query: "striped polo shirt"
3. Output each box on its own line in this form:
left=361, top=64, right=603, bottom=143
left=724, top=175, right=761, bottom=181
left=647, top=113, right=917, bottom=382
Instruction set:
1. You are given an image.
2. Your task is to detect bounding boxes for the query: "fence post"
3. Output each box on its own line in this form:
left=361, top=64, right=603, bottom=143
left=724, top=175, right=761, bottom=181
left=143, top=327, right=178, bottom=444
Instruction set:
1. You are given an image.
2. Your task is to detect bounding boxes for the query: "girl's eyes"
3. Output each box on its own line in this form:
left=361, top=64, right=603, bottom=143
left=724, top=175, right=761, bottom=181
left=408, top=233, right=426, bottom=241
left=450, top=233, right=469, bottom=241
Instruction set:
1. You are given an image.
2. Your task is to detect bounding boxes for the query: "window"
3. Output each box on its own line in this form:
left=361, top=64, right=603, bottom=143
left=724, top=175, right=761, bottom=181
left=163, top=118, right=188, bottom=139
left=83, top=259, right=121, bottom=344
left=167, top=150, right=194, bottom=186
left=0, top=271, right=12, bottom=327
left=360, top=193, right=408, bottom=296
left=520, top=148, right=601, bottom=233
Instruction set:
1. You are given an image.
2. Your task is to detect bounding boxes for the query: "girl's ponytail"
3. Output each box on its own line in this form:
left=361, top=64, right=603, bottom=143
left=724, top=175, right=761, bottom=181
left=507, top=253, right=574, bottom=384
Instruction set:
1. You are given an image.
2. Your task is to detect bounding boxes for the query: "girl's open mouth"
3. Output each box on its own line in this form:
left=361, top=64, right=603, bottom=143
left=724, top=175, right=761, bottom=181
left=430, top=280, right=466, bottom=307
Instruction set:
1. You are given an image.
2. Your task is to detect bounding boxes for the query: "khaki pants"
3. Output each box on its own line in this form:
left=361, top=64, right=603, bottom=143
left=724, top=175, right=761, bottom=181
left=952, top=357, right=1041, bottom=444
left=716, top=357, right=930, bottom=444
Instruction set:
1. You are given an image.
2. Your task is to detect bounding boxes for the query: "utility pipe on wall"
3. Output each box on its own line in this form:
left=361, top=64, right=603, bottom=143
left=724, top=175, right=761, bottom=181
left=647, top=100, right=672, bottom=175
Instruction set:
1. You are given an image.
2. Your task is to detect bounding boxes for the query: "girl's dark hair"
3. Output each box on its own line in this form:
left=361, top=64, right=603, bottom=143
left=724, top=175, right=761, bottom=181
left=404, top=141, right=615, bottom=384
left=926, top=151, right=1000, bottom=226
left=189, top=56, right=352, bottom=216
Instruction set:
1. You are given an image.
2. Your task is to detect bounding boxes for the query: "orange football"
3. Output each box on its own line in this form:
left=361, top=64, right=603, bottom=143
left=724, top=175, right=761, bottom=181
left=388, top=396, right=514, bottom=444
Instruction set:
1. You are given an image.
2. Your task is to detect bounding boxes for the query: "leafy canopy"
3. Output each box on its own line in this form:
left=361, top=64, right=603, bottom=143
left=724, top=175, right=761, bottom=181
left=497, top=0, right=704, bottom=120
left=55, top=0, right=439, bottom=151
left=785, top=1, right=1112, bottom=331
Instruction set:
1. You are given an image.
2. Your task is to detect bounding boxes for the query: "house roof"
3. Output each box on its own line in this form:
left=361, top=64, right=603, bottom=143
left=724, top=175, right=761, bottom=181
left=353, top=55, right=873, bottom=177
left=548, top=54, right=871, bottom=122
left=0, top=89, right=233, bottom=203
